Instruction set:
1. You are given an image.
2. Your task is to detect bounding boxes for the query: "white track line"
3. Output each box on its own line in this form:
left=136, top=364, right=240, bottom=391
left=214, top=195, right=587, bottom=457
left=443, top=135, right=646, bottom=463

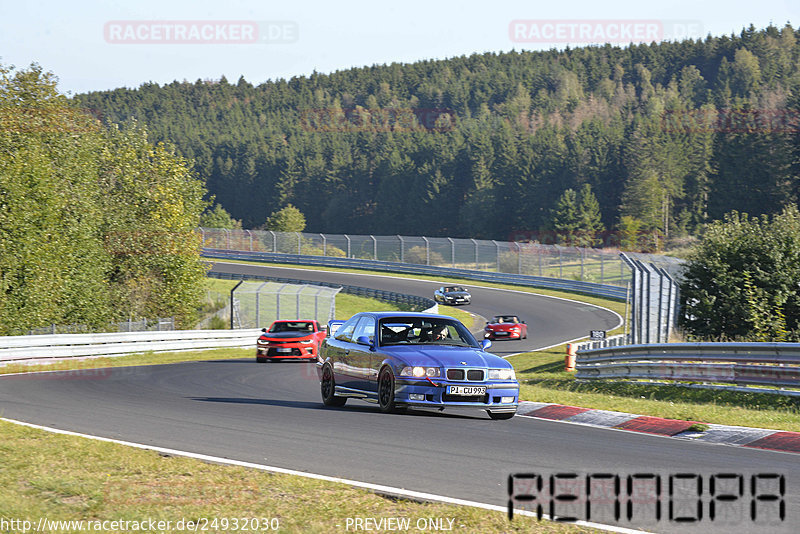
left=1, top=417, right=650, bottom=534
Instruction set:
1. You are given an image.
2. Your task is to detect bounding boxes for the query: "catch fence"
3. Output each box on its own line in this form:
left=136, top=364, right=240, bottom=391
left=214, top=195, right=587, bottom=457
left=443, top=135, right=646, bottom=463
left=199, top=228, right=683, bottom=286
left=229, top=280, right=340, bottom=330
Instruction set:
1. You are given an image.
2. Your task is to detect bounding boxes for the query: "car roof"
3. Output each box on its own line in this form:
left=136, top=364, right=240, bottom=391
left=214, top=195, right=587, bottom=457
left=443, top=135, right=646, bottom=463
left=272, top=319, right=316, bottom=323
left=355, top=311, right=458, bottom=321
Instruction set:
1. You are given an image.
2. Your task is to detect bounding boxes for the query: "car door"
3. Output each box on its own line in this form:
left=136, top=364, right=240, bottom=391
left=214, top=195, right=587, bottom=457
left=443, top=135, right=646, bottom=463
left=350, top=316, right=377, bottom=392
left=326, top=315, right=359, bottom=386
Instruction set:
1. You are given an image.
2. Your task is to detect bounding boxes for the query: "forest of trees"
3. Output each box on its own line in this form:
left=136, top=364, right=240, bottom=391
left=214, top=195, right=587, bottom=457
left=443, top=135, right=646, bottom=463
left=0, top=64, right=207, bottom=334
left=76, top=25, right=800, bottom=244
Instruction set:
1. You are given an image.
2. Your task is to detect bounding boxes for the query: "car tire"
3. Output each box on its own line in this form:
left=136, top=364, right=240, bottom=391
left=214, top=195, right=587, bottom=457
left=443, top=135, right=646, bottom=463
left=256, top=356, right=267, bottom=363
left=488, top=411, right=515, bottom=420
left=378, top=367, right=401, bottom=414
left=320, top=364, right=346, bottom=407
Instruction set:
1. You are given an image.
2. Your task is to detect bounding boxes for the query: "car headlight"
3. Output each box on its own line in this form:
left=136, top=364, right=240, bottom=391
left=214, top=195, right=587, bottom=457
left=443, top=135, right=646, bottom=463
left=400, top=366, right=441, bottom=378
left=488, top=368, right=516, bottom=380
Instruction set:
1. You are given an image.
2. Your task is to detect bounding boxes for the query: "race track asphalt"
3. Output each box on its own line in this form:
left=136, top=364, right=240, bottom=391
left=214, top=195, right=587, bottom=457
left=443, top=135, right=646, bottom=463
left=1, top=262, right=796, bottom=533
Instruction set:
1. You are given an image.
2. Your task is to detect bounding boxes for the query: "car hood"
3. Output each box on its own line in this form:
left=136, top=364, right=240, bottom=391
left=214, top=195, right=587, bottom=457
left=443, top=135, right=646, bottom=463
left=487, top=323, right=520, bottom=330
left=260, top=331, right=314, bottom=340
left=381, top=345, right=509, bottom=369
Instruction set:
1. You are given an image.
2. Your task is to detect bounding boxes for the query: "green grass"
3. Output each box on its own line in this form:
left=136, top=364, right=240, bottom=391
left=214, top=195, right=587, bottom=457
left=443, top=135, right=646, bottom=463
left=509, top=345, right=800, bottom=432
left=0, top=420, right=590, bottom=534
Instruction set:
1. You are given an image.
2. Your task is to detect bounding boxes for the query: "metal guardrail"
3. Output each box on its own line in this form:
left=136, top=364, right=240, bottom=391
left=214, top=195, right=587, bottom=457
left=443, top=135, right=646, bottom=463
left=576, top=342, right=800, bottom=394
left=207, top=271, right=438, bottom=314
left=203, top=249, right=628, bottom=301
left=0, top=329, right=262, bottom=364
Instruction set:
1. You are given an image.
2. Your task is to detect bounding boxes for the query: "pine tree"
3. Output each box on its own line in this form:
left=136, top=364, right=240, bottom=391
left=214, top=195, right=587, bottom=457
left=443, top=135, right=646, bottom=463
left=576, top=184, right=605, bottom=246
left=552, top=189, right=579, bottom=243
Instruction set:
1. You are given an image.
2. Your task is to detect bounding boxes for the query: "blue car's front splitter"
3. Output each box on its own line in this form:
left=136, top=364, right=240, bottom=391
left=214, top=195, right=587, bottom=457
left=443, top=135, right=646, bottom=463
left=395, top=379, right=519, bottom=412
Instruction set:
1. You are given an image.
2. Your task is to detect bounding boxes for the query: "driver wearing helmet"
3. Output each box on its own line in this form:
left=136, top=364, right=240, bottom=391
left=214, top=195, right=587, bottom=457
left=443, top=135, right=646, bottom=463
left=431, top=325, right=448, bottom=341
left=420, top=323, right=449, bottom=342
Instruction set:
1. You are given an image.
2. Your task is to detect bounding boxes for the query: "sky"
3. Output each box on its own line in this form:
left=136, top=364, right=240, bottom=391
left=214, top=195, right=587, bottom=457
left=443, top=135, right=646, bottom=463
left=0, top=0, right=798, bottom=95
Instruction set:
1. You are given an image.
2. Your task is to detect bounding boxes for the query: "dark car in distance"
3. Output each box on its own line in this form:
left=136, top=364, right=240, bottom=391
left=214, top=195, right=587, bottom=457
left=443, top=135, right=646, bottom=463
left=433, top=286, right=471, bottom=306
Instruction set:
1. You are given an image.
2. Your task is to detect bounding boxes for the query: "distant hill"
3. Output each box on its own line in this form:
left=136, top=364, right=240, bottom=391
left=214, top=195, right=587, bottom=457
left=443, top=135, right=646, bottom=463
left=76, top=24, right=800, bottom=241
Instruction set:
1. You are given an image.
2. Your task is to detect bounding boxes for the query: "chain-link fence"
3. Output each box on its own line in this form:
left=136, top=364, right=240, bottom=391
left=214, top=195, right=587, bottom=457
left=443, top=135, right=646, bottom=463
left=26, top=317, right=175, bottom=336
left=230, top=281, right=340, bottom=330
left=200, top=228, right=683, bottom=286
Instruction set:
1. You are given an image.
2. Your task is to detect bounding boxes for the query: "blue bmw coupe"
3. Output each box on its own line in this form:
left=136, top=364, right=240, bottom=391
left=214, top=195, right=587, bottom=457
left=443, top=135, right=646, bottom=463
left=317, top=312, right=519, bottom=419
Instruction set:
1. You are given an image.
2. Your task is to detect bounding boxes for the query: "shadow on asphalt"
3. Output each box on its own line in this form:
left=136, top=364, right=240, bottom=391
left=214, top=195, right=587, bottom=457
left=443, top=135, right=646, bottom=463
left=188, top=396, right=483, bottom=420
left=190, top=397, right=324, bottom=409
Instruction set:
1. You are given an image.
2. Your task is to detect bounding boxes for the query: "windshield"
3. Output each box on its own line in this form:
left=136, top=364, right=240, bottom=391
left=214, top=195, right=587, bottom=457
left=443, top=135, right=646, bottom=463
left=493, top=316, right=519, bottom=324
left=268, top=321, right=314, bottom=333
left=444, top=286, right=466, bottom=293
left=378, top=317, right=478, bottom=347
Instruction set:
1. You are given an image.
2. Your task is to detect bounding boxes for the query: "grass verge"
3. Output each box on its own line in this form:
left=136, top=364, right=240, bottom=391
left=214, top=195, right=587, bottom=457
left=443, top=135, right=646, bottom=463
left=0, top=420, right=589, bottom=533
left=509, top=345, right=800, bottom=432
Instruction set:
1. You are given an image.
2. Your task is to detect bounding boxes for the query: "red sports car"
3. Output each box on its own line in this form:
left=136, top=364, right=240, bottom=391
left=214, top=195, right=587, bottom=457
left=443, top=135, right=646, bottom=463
left=484, top=315, right=527, bottom=341
left=256, top=320, right=327, bottom=362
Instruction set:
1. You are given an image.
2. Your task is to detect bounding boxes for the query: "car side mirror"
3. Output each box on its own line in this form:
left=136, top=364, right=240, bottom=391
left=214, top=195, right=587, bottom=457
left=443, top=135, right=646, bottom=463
left=261, top=328, right=267, bottom=333
left=357, top=335, right=376, bottom=351
left=481, top=339, right=492, bottom=351
left=522, top=321, right=526, bottom=324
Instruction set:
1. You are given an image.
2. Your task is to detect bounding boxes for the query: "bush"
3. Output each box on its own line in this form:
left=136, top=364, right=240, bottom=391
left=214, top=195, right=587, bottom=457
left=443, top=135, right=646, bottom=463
left=301, top=243, right=347, bottom=257
left=680, top=206, right=800, bottom=341
left=404, top=246, right=444, bottom=265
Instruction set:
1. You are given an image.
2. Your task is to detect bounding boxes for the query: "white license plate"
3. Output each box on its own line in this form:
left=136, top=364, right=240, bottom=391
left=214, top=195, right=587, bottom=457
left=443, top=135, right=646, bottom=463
left=276, top=348, right=292, bottom=353
left=448, top=385, right=486, bottom=395
left=494, top=332, right=508, bottom=336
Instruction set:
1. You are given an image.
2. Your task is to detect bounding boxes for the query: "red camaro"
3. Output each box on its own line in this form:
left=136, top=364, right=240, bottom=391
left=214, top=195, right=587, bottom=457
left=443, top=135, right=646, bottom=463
left=484, top=315, right=528, bottom=341
left=256, top=320, right=327, bottom=362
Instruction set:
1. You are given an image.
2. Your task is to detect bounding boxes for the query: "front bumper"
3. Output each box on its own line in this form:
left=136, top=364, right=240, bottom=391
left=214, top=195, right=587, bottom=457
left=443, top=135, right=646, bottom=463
left=394, top=377, right=519, bottom=411
left=256, top=343, right=316, bottom=359
left=485, top=330, right=522, bottom=339
left=443, top=299, right=470, bottom=305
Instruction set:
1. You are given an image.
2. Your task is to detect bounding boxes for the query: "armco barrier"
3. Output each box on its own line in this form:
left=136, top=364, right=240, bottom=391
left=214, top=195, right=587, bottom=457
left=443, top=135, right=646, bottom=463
left=576, top=342, right=800, bottom=394
left=0, top=329, right=261, bottom=364
left=202, top=249, right=628, bottom=301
